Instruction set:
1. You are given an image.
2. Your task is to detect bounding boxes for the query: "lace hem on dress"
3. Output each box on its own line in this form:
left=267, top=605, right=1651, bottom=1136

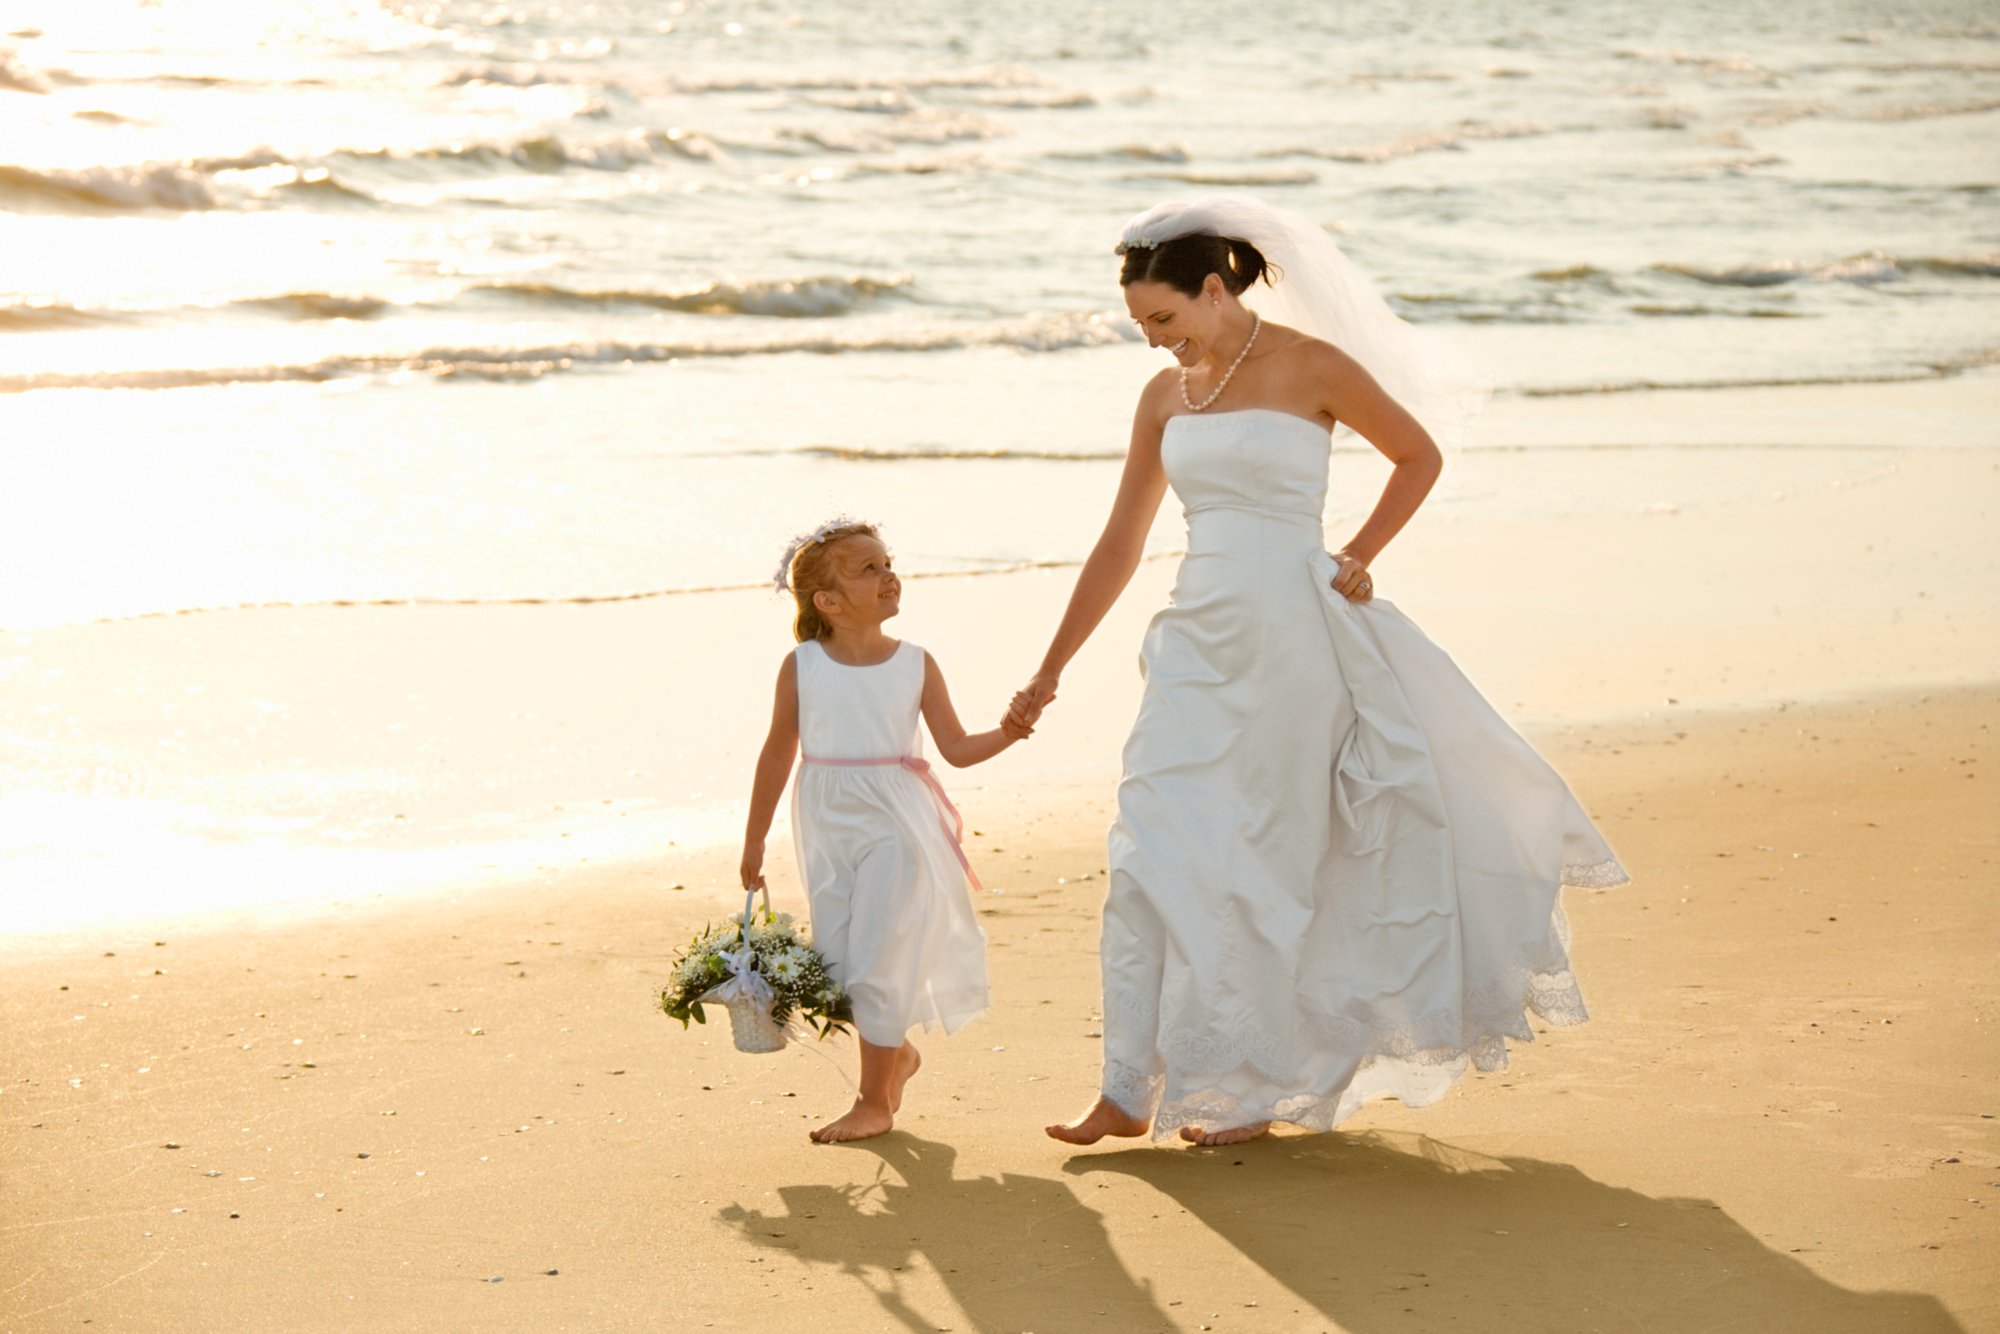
left=1563, top=856, right=1631, bottom=889
left=1102, top=1060, right=1165, bottom=1120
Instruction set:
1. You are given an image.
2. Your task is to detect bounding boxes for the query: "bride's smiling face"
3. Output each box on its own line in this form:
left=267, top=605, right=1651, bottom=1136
left=1124, top=277, right=1223, bottom=368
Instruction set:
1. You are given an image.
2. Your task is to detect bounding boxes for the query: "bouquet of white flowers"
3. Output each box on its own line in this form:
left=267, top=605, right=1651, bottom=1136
left=660, top=889, right=853, bottom=1052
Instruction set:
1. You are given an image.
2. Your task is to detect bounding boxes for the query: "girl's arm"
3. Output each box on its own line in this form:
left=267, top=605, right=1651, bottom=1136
left=920, top=651, right=1018, bottom=768
left=740, top=654, right=800, bottom=890
left=1306, top=341, right=1443, bottom=601
left=1007, top=378, right=1174, bottom=725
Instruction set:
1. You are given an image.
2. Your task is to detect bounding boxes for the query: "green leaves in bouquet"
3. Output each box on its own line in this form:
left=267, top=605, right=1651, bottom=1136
left=798, top=994, right=855, bottom=1041
left=659, top=924, right=734, bottom=1028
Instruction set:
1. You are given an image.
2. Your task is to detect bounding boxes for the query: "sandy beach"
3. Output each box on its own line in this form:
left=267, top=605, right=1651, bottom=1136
left=2, top=684, right=1994, bottom=1331
left=4, top=377, right=1998, bottom=1331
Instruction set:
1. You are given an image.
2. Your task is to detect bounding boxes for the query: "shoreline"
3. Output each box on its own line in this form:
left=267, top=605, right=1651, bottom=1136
left=3, top=387, right=1997, bottom=941
left=5, top=366, right=1996, bottom=633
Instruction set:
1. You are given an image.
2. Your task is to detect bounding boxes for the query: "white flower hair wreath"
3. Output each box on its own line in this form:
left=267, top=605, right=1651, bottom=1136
left=773, top=515, right=874, bottom=594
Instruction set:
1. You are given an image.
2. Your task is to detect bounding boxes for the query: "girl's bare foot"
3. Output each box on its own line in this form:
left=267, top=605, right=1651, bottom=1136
left=1179, top=1121, right=1271, bottom=1147
left=813, top=1036, right=915, bottom=1141
left=1046, top=1096, right=1150, bottom=1145
left=888, top=1043, right=921, bottom=1114
left=810, top=1098, right=895, bottom=1144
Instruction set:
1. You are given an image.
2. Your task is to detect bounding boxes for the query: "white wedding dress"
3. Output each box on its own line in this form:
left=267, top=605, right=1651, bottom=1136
left=1101, top=407, right=1628, bottom=1137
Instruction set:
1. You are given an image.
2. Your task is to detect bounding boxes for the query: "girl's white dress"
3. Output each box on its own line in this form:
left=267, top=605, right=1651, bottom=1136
left=1103, top=408, right=1629, bottom=1138
left=791, top=638, right=989, bottom=1048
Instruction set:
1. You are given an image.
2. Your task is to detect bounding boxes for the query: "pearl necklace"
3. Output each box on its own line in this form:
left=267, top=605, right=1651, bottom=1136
left=1179, top=312, right=1261, bottom=413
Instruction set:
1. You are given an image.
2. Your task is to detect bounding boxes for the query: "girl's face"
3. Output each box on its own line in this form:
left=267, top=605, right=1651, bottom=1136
left=817, top=535, right=900, bottom=627
left=1124, top=276, right=1223, bottom=369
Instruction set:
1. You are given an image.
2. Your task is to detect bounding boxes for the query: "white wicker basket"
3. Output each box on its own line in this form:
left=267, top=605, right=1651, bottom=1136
left=724, top=995, right=788, bottom=1054
left=710, top=886, right=789, bottom=1055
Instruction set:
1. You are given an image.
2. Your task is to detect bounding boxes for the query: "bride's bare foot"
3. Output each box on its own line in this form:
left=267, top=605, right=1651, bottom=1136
left=1046, top=1096, right=1150, bottom=1145
left=810, top=1098, right=895, bottom=1144
left=888, top=1043, right=921, bottom=1114
left=1179, top=1121, right=1271, bottom=1147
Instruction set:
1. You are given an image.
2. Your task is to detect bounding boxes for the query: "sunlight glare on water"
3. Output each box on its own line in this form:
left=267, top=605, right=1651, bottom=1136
left=0, top=0, right=1995, bottom=932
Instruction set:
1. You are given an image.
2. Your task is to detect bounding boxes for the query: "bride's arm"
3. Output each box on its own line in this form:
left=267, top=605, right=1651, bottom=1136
left=1310, top=342, right=1442, bottom=597
left=1009, top=383, right=1172, bottom=723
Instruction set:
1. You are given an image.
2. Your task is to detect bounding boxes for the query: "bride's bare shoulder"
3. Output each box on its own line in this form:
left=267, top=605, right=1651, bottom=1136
left=1258, top=323, right=1336, bottom=361
left=1139, top=365, right=1179, bottom=399
left=1263, top=327, right=1367, bottom=378
left=1132, top=368, right=1179, bottom=434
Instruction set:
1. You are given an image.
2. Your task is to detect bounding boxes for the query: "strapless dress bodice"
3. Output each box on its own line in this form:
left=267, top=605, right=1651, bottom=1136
left=1161, top=407, right=1331, bottom=528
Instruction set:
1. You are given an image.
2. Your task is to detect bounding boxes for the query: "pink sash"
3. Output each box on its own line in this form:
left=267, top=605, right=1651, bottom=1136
left=800, top=753, right=985, bottom=893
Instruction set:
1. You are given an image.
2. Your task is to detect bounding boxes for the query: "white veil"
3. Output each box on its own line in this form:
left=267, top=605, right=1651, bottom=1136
left=1119, top=194, right=1490, bottom=453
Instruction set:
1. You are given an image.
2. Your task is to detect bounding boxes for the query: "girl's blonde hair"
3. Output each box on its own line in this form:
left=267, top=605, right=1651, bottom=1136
left=786, top=520, right=880, bottom=642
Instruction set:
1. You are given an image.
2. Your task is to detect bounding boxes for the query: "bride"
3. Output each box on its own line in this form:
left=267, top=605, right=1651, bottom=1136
left=1008, top=196, right=1627, bottom=1147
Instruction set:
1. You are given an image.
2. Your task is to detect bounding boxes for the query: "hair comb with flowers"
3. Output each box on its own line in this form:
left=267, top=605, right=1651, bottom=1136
left=773, top=515, right=869, bottom=594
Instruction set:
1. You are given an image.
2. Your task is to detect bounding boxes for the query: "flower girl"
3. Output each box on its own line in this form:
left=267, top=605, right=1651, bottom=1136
left=741, top=518, right=1028, bottom=1143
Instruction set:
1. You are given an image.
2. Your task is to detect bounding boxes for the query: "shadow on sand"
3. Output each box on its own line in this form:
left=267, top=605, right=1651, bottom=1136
left=721, top=1130, right=1962, bottom=1333
left=719, top=1132, right=1173, bottom=1331
left=1070, top=1131, right=1964, bottom=1334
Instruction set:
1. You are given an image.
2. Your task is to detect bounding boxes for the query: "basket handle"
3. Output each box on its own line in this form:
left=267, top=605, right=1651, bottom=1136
left=740, top=884, right=771, bottom=937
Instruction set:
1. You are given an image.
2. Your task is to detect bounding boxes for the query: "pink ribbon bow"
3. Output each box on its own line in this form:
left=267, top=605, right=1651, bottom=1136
left=800, top=753, right=985, bottom=893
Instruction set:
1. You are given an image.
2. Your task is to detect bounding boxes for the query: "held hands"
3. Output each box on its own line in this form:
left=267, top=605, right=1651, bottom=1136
left=999, top=681, right=1045, bottom=741
left=740, top=841, right=766, bottom=893
left=1007, top=672, right=1060, bottom=732
left=1329, top=550, right=1375, bottom=603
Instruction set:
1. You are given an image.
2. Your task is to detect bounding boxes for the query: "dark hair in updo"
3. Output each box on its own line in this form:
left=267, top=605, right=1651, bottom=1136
left=1119, top=233, right=1275, bottom=297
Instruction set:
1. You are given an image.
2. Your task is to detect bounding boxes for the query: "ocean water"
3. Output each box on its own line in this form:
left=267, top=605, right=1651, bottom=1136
left=3, top=1, right=1998, bottom=936
left=0, top=0, right=1995, bottom=628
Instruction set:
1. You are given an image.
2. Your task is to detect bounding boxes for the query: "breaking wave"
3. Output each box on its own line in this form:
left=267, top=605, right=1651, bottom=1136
left=1265, top=121, right=1556, bottom=165
left=0, top=301, right=123, bottom=332
left=1128, top=166, right=1318, bottom=187
left=1048, top=143, right=1191, bottom=164
left=2, top=275, right=921, bottom=331
left=663, top=67, right=1046, bottom=95
left=1519, top=358, right=1995, bottom=397
left=472, top=275, right=915, bottom=318
left=1655, top=251, right=2000, bottom=286
left=0, top=126, right=735, bottom=216
left=0, top=160, right=218, bottom=212
left=0, top=312, right=1140, bottom=393
left=772, top=444, right=1122, bottom=462
left=0, top=49, right=47, bottom=92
